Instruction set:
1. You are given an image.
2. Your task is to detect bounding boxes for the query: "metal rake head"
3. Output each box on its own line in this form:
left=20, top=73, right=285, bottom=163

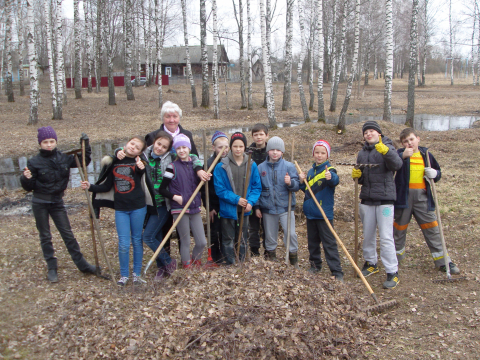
left=364, top=299, right=398, bottom=314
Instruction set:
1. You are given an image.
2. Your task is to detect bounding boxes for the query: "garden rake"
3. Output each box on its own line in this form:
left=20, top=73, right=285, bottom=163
left=295, top=161, right=397, bottom=314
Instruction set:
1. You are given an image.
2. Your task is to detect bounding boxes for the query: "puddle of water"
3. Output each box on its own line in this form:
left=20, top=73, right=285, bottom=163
left=1, top=115, right=477, bottom=191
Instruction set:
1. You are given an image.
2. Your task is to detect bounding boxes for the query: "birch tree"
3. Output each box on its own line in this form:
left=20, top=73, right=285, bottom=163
left=316, top=0, right=325, bottom=121
left=55, top=0, right=66, bottom=115
left=17, top=0, right=26, bottom=97
left=421, top=0, right=428, bottom=85
left=233, top=0, right=247, bottom=108
left=5, top=0, right=14, bottom=102
left=181, top=0, right=197, bottom=107
left=337, top=0, right=359, bottom=132
left=282, top=0, right=294, bottom=111
left=406, top=0, right=418, bottom=127
left=477, top=3, right=480, bottom=86
left=471, top=1, right=476, bottom=86
left=200, top=0, right=209, bottom=108
left=383, top=0, right=393, bottom=121
left=259, top=0, right=276, bottom=127
left=45, top=0, right=57, bottom=117
left=142, top=0, right=151, bottom=86
left=95, top=0, right=102, bottom=93
left=213, top=0, right=219, bottom=119
left=155, top=0, right=164, bottom=107
left=27, top=0, right=38, bottom=124
left=247, top=0, right=253, bottom=109
left=104, top=0, right=116, bottom=105
left=329, top=0, right=347, bottom=112
left=297, top=0, right=310, bottom=122
left=125, top=0, right=135, bottom=100
left=308, top=1, right=315, bottom=111
left=449, top=0, right=453, bottom=85
left=84, top=0, right=93, bottom=93
left=74, top=0, right=82, bottom=99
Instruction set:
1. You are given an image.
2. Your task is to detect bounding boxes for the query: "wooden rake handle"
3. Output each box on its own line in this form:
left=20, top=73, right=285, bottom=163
left=294, top=161, right=378, bottom=300
left=235, top=151, right=253, bottom=262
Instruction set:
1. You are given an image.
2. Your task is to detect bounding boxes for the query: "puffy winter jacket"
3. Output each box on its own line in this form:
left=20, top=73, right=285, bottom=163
left=300, top=160, right=339, bottom=220
left=394, top=146, right=441, bottom=211
left=213, top=155, right=262, bottom=220
left=356, top=135, right=403, bottom=202
left=257, top=157, right=299, bottom=214
left=20, top=146, right=91, bottom=201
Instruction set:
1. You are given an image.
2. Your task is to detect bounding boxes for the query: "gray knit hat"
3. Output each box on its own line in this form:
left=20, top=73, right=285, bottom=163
left=266, top=136, right=285, bottom=153
left=362, top=120, right=382, bottom=135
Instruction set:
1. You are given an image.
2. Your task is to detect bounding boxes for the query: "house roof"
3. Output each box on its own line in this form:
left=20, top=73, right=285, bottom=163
left=162, top=45, right=229, bottom=64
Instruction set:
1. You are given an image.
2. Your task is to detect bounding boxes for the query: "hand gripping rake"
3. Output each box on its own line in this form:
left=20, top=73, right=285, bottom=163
left=295, top=161, right=397, bottom=313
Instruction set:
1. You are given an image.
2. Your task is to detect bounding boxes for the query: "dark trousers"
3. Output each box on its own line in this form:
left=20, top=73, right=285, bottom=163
left=32, top=201, right=88, bottom=271
left=248, top=213, right=265, bottom=250
left=210, top=212, right=224, bottom=263
left=221, top=216, right=249, bottom=265
left=307, top=219, right=343, bottom=276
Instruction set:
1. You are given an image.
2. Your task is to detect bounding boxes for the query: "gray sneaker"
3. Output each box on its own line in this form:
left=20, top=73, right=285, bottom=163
left=47, top=269, right=58, bottom=283
left=383, top=272, right=400, bottom=289
left=439, top=262, right=460, bottom=275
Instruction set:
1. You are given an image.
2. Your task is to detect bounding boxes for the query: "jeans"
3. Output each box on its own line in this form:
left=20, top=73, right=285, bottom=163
left=142, top=206, right=172, bottom=268
left=221, top=216, right=249, bottom=265
left=32, top=200, right=89, bottom=271
left=115, top=206, right=147, bottom=277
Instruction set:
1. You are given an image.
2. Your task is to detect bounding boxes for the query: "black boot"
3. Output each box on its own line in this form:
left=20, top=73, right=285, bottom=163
left=77, top=258, right=98, bottom=274
left=250, top=247, right=260, bottom=257
left=265, top=250, right=277, bottom=261
left=47, top=269, right=58, bottom=283
left=289, top=252, right=299, bottom=269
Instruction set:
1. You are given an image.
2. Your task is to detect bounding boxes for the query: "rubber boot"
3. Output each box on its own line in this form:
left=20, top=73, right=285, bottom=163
left=289, top=252, right=299, bottom=269
left=265, top=250, right=277, bottom=261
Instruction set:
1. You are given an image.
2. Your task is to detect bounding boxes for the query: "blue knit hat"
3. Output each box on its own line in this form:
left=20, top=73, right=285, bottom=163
left=211, top=130, right=228, bottom=144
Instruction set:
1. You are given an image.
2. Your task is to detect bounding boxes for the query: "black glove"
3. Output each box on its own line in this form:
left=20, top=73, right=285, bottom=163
left=80, top=133, right=89, bottom=147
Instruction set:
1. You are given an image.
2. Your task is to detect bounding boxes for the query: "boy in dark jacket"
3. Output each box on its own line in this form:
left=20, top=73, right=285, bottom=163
left=20, top=127, right=97, bottom=283
left=214, top=132, right=262, bottom=264
left=202, top=131, right=230, bottom=264
left=248, top=124, right=269, bottom=256
left=299, top=140, right=343, bottom=280
left=394, top=128, right=460, bottom=274
left=352, top=121, right=403, bottom=289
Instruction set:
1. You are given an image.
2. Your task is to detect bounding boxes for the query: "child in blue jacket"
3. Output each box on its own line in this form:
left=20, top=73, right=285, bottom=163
left=214, top=132, right=262, bottom=264
left=299, top=140, right=344, bottom=281
left=256, top=136, right=300, bottom=266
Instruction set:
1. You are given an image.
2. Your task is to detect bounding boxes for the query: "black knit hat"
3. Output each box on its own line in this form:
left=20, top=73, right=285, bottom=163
left=362, top=121, right=382, bottom=135
left=230, top=132, right=247, bottom=148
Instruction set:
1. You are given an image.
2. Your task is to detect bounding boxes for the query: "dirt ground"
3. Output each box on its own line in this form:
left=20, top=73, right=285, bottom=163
left=1, top=75, right=480, bottom=359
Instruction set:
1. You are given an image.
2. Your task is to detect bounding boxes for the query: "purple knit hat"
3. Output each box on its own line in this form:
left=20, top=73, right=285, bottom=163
left=37, top=126, right=57, bottom=144
left=211, top=130, right=228, bottom=144
left=172, top=134, right=191, bottom=150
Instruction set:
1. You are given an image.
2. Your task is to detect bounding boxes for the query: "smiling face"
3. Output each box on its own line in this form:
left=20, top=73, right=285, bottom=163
left=40, top=138, right=57, bottom=151
left=163, top=111, right=180, bottom=132
left=313, top=146, right=328, bottom=165
left=252, top=131, right=268, bottom=148
left=401, top=133, right=420, bottom=153
left=268, top=149, right=283, bottom=162
left=175, top=145, right=190, bottom=160
left=153, top=137, right=171, bottom=156
left=213, top=138, right=229, bottom=158
left=125, top=138, right=144, bottom=157
left=363, top=129, right=381, bottom=145
left=231, top=139, right=245, bottom=158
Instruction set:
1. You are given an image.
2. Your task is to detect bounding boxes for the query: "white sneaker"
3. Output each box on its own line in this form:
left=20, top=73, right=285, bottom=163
left=132, top=273, right=146, bottom=285
left=117, top=276, right=129, bottom=286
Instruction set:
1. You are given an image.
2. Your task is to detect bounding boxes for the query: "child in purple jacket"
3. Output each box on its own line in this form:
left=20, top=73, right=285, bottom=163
left=159, top=134, right=210, bottom=268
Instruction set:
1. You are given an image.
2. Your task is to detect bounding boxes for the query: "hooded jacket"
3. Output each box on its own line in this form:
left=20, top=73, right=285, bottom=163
left=300, top=160, right=339, bottom=220
left=394, top=146, right=441, bottom=211
left=257, top=157, right=299, bottom=214
left=356, top=135, right=403, bottom=203
left=213, top=154, right=262, bottom=220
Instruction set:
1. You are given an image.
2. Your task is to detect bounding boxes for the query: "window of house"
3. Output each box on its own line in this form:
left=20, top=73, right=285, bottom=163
left=165, top=67, right=172, bottom=77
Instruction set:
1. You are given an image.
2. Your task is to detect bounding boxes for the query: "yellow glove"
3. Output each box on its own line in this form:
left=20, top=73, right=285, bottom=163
left=352, top=168, right=362, bottom=179
left=375, top=136, right=389, bottom=155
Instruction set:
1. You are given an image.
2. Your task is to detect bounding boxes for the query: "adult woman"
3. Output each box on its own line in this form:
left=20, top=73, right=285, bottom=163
left=145, top=101, right=198, bottom=156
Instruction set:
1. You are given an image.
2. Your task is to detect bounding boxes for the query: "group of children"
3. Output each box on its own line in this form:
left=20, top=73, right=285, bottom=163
left=22, top=120, right=459, bottom=289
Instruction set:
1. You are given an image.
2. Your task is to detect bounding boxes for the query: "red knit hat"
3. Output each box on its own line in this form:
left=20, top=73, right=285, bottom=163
left=312, top=140, right=331, bottom=157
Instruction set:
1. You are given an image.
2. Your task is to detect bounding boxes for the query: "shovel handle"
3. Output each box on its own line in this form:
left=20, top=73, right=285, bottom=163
left=294, top=161, right=376, bottom=297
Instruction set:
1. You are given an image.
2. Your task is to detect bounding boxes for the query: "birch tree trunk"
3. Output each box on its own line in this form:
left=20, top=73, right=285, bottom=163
left=449, top=0, right=453, bottom=85
left=297, top=0, right=310, bottom=122
left=329, top=0, right=347, bottom=112
left=213, top=0, right=219, bottom=119
left=316, top=0, right=325, bottom=121
left=17, top=0, right=25, bottom=97
left=135, top=15, right=141, bottom=87
left=471, top=2, right=476, bottom=86
left=235, top=0, right=247, bottom=108
left=103, top=0, right=115, bottom=105
left=477, top=6, right=480, bottom=86
left=125, top=0, right=135, bottom=100
left=55, top=0, right=65, bottom=115
left=85, top=0, right=93, bottom=93
left=142, top=0, right=150, bottom=87
left=337, top=0, right=359, bottom=132
left=181, top=0, right=197, bottom=107
left=27, top=0, right=39, bottom=124
left=6, top=0, right=14, bottom=102
left=95, top=0, right=102, bottom=93
left=282, top=0, right=294, bottom=111
left=74, top=0, right=82, bottom=99
left=259, top=0, right=276, bottom=127
left=421, top=0, right=428, bottom=86
left=383, top=0, right=393, bottom=122
left=247, top=0, right=253, bottom=109
left=200, top=0, right=210, bottom=108
left=308, top=1, right=315, bottom=111
left=45, top=0, right=57, bottom=117
left=329, top=0, right=337, bottom=99
left=156, top=0, right=164, bottom=107
left=406, top=0, right=418, bottom=127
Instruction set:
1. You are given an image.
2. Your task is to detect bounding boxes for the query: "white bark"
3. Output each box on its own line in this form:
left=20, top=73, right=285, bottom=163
left=200, top=0, right=209, bottom=107
left=297, top=0, right=309, bottom=122
left=329, top=0, right=347, bottom=112
left=156, top=0, right=164, bottom=107
left=477, top=3, right=480, bottom=86
left=316, top=0, right=325, bottom=121
left=45, top=0, right=57, bottom=117
left=125, top=0, right=135, bottom=100
left=308, top=0, right=315, bottom=111
left=449, top=0, right=453, bottom=85
left=259, top=0, right=276, bottom=127
left=213, top=0, right=219, bottom=119
left=55, top=0, right=65, bottom=116
left=27, top=0, right=38, bottom=124
left=181, top=0, right=197, bottom=107
left=247, top=0, right=253, bottom=109
left=406, top=0, right=419, bottom=127
left=282, top=0, right=294, bottom=111
left=84, top=0, right=93, bottom=93
left=383, top=0, right=393, bottom=122
left=233, top=0, right=246, bottom=108
left=421, top=0, right=428, bottom=85
left=74, top=0, right=82, bottom=99
left=6, top=0, right=14, bottom=102
left=103, top=0, right=115, bottom=105
left=472, top=1, right=476, bottom=86
left=95, top=0, right=102, bottom=92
